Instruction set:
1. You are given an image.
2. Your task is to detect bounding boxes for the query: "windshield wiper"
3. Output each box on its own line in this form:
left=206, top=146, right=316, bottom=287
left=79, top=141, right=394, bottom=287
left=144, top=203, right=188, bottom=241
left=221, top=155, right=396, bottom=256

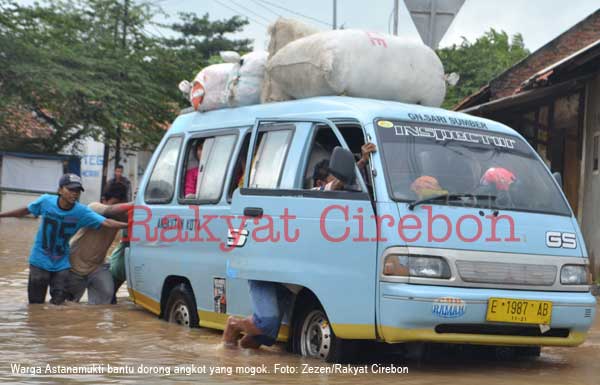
left=408, top=193, right=497, bottom=210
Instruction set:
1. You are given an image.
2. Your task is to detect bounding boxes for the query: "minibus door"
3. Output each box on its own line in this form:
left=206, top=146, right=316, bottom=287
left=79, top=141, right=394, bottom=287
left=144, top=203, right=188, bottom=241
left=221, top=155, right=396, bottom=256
left=227, top=118, right=378, bottom=340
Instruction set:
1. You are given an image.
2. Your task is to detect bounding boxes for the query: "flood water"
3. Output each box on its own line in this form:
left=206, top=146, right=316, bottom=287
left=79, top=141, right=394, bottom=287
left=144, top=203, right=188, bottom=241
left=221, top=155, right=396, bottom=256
left=0, top=218, right=598, bottom=385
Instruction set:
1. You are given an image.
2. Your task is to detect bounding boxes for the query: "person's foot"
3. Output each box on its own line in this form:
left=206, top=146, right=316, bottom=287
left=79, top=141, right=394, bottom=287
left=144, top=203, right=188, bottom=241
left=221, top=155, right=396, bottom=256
left=222, top=316, right=243, bottom=346
left=236, top=316, right=265, bottom=349
left=240, top=335, right=261, bottom=349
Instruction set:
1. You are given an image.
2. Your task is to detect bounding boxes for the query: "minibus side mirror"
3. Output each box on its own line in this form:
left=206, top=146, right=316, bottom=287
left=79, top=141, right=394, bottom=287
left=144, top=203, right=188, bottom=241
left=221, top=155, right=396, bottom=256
left=553, top=171, right=562, bottom=188
left=329, top=146, right=356, bottom=184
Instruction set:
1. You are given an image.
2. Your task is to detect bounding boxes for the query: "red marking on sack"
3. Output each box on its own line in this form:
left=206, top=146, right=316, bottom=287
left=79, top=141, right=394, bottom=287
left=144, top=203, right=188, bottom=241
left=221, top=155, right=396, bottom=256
left=191, top=81, right=205, bottom=111
left=366, top=31, right=387, bottom=48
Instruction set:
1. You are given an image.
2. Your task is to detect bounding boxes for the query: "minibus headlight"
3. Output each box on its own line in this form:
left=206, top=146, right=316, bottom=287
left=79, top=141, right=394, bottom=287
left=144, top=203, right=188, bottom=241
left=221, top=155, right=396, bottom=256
left=560, top=265, right=590, bottom=285
left=383, top=255, right=410, bottom=276
left=409, top=256, right=451, bottom=279
left=383, top=255, right=450, bottom=279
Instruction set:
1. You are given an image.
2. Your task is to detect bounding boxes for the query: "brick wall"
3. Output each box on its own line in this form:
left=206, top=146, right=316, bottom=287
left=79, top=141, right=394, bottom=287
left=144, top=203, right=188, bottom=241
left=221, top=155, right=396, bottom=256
left=490, top=10, right=600, bottom=99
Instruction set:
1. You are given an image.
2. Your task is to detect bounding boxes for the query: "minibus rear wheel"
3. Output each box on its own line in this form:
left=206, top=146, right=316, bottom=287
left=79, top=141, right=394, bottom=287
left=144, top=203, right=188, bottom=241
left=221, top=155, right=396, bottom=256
left=164, top=283, right=199, bottom=328
left=293, top=303, right=356, bottom=363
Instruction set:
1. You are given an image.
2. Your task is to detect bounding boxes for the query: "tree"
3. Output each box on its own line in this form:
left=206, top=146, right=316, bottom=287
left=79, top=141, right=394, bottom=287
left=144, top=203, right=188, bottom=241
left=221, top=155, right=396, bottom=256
left=437, top=29, right=530, bottom=109
left=0, top=0, right=166, bottom=152
left=156, top=12, right=252, bottom=95
left=0, top=0, right=253, bottom=154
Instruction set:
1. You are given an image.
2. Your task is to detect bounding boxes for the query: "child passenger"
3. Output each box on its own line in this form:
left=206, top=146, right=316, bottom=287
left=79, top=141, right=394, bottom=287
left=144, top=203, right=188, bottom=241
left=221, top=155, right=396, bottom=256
left=0, top=174, right=128, bottom=304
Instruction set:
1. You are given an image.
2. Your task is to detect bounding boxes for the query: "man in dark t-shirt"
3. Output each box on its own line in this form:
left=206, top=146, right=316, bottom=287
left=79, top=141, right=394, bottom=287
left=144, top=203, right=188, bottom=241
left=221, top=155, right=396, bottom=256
left=107, top=164, right=132, bottom=201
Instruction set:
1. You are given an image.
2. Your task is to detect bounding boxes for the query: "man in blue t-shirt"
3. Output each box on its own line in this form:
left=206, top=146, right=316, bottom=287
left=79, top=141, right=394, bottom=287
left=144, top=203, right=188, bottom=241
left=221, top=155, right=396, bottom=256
left=0, top=174, right=128, bottom=304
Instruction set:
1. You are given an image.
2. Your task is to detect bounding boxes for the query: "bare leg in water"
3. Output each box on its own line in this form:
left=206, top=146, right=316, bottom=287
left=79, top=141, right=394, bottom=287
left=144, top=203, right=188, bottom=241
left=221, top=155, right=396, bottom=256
left=223, top=316, right=263, bottom=348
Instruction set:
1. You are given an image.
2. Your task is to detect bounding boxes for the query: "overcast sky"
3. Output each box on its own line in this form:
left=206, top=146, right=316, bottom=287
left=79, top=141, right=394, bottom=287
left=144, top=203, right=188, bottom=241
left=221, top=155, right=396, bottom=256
left=155, top=0, right=599, bottom=52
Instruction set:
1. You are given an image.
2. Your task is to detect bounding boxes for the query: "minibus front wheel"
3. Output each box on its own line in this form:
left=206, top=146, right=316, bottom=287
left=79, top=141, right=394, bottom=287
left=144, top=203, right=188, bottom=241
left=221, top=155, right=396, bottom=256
left=292, top=302, right=357, bottom=363
left=164, top=283, right=199, bottom=328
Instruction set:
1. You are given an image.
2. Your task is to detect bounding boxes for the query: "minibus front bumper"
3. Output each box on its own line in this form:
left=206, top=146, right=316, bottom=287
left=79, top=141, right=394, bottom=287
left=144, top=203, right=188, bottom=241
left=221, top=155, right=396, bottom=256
left=379, top=283, right=597, bottom=346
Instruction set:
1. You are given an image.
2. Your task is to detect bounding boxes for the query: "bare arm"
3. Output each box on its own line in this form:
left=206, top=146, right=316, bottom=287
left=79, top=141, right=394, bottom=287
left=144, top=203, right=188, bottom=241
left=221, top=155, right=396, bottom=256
left=0, top=207, right=30, bottom=218
left=356, top=142, right=377, bottom=170
left=101, top=218, right=128, bottom=229
left=102, top=203, right=133, bottom=220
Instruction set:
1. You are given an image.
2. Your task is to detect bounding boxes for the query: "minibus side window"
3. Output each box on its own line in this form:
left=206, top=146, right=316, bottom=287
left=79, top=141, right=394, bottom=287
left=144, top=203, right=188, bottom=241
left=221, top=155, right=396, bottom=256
left=336, top=123, right=374, bottom=197
left=180, top=134, right=237, bottom=203
left=196, top=135, right=237, bottom=201
left=181, top=138, right=207, bottom=199
left=336, top=124, right=366, bottom=157
left=249, top=128, right=293, bottom=189
left=227, top=133, right=251, bottom=200
left=303, top=124, right=369, bottom=193
left=303, top=125, right=343, bottom=189
left=144, top=136, right=182, bottom=204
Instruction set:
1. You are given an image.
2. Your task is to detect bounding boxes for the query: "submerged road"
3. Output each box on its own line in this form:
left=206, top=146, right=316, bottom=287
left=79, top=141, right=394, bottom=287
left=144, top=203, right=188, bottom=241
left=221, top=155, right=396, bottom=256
left=0, top=218, right=598, bottom=384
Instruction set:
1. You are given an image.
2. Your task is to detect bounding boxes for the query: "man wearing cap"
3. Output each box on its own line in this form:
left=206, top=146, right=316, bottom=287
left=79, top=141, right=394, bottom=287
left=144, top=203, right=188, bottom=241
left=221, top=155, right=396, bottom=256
left=0, top=174, right=128, bottom=304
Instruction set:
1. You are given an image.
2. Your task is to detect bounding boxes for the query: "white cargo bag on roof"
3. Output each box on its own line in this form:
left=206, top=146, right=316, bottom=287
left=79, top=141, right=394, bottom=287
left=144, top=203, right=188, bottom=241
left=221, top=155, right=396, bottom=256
left=266, top=29, right=446, bottom=107
left=261, top=17, right=320, bottom=103
left=182, top=51, right=268, bottom=111
left=189, top=62, right=235, bottom=111
left=225, top=51, right=269, bottom=107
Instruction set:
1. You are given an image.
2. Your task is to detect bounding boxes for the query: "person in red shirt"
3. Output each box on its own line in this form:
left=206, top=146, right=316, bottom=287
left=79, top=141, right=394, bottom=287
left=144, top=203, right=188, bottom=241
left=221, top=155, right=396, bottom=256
left=184, top=141, right=204, bottom=198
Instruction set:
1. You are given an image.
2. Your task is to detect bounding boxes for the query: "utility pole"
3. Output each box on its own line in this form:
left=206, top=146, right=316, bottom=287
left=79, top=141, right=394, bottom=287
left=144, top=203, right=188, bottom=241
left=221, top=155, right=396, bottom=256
left=101, top=3, right=124, bottom=197
left=393, top=0, right=399, bottom=35
left=115, top=0, right=130, bottom=169
left=333, top=0, right=337, bottom=29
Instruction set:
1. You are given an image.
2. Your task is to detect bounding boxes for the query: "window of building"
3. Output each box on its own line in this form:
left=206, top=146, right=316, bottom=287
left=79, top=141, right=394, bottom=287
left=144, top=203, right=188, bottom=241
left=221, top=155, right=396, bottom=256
left=144, top=136, right=182, bottom=203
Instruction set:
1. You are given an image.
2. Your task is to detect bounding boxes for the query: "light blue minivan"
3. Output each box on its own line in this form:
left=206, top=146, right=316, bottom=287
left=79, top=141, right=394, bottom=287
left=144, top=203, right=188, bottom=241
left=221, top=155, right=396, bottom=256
left=126, top=96, right=595, bottom=362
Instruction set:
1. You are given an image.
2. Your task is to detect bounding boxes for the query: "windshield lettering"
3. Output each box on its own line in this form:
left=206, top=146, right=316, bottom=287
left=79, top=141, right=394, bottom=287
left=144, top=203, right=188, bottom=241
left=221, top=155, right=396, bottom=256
left=394, top=124, right=516, bottom=149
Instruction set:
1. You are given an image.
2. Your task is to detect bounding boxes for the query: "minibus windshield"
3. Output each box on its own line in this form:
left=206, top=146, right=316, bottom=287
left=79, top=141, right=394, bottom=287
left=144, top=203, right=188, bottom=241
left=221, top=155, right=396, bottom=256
left=375, top=119, right=571, bottom=216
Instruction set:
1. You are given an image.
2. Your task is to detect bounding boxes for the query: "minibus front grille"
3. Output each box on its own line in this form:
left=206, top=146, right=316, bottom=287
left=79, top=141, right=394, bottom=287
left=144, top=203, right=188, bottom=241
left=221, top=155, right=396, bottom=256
left=456, top=260, right=557, bottom=286
left=435, top=324, right=570, bottom=338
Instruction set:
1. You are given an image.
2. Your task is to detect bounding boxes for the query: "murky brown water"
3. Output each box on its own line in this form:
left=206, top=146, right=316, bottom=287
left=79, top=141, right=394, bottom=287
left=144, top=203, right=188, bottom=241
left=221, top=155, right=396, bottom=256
left=0, top=218, right=598, bottom=385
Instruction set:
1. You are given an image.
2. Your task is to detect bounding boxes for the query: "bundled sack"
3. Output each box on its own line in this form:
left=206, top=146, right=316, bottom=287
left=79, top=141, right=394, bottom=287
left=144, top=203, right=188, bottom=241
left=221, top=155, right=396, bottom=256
left=266, top=30, right=446, bottom=107
left=261, top=18, right=319, bottom=103
left=226, top=51, right=269, bottom=106
left=179, top=61, right=234, bottom=112
left=179, top=51, right=268, bottom=112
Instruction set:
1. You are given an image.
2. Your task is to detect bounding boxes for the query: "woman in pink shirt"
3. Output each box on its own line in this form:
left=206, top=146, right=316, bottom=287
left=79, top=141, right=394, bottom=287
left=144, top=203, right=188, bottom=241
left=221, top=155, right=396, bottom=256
left=184, top=141, right=203, bottom=198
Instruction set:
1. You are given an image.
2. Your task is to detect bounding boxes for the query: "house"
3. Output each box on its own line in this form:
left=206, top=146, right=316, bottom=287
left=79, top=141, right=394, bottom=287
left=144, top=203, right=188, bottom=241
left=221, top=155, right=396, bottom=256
left=2, top=106, right=153, bottom=206
left=456, top=10, right=600, bottom=277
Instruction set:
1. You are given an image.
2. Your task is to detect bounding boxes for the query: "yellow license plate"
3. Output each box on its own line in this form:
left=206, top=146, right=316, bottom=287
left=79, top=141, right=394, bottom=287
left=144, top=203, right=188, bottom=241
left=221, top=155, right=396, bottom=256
left=486, top=298, right=552, bottom=325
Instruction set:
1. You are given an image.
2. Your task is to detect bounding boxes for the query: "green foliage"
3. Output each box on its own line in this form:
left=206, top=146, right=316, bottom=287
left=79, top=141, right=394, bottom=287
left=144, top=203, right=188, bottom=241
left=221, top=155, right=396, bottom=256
left=165, top=12, right=251, bottom=65
left=0, top=0, right=252, bottom=153
left=437, top=29, right=530, bottom=109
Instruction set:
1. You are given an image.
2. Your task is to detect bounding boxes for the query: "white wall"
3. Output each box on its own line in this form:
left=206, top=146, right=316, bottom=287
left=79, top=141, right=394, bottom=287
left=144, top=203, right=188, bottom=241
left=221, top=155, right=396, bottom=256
left=0, top=155, right=63, bottom=192
left=0, top=190, right=45, bottom=211
left=69, top=137, right=143, bottom=204
left=78, top=139, right=105, bottom=204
